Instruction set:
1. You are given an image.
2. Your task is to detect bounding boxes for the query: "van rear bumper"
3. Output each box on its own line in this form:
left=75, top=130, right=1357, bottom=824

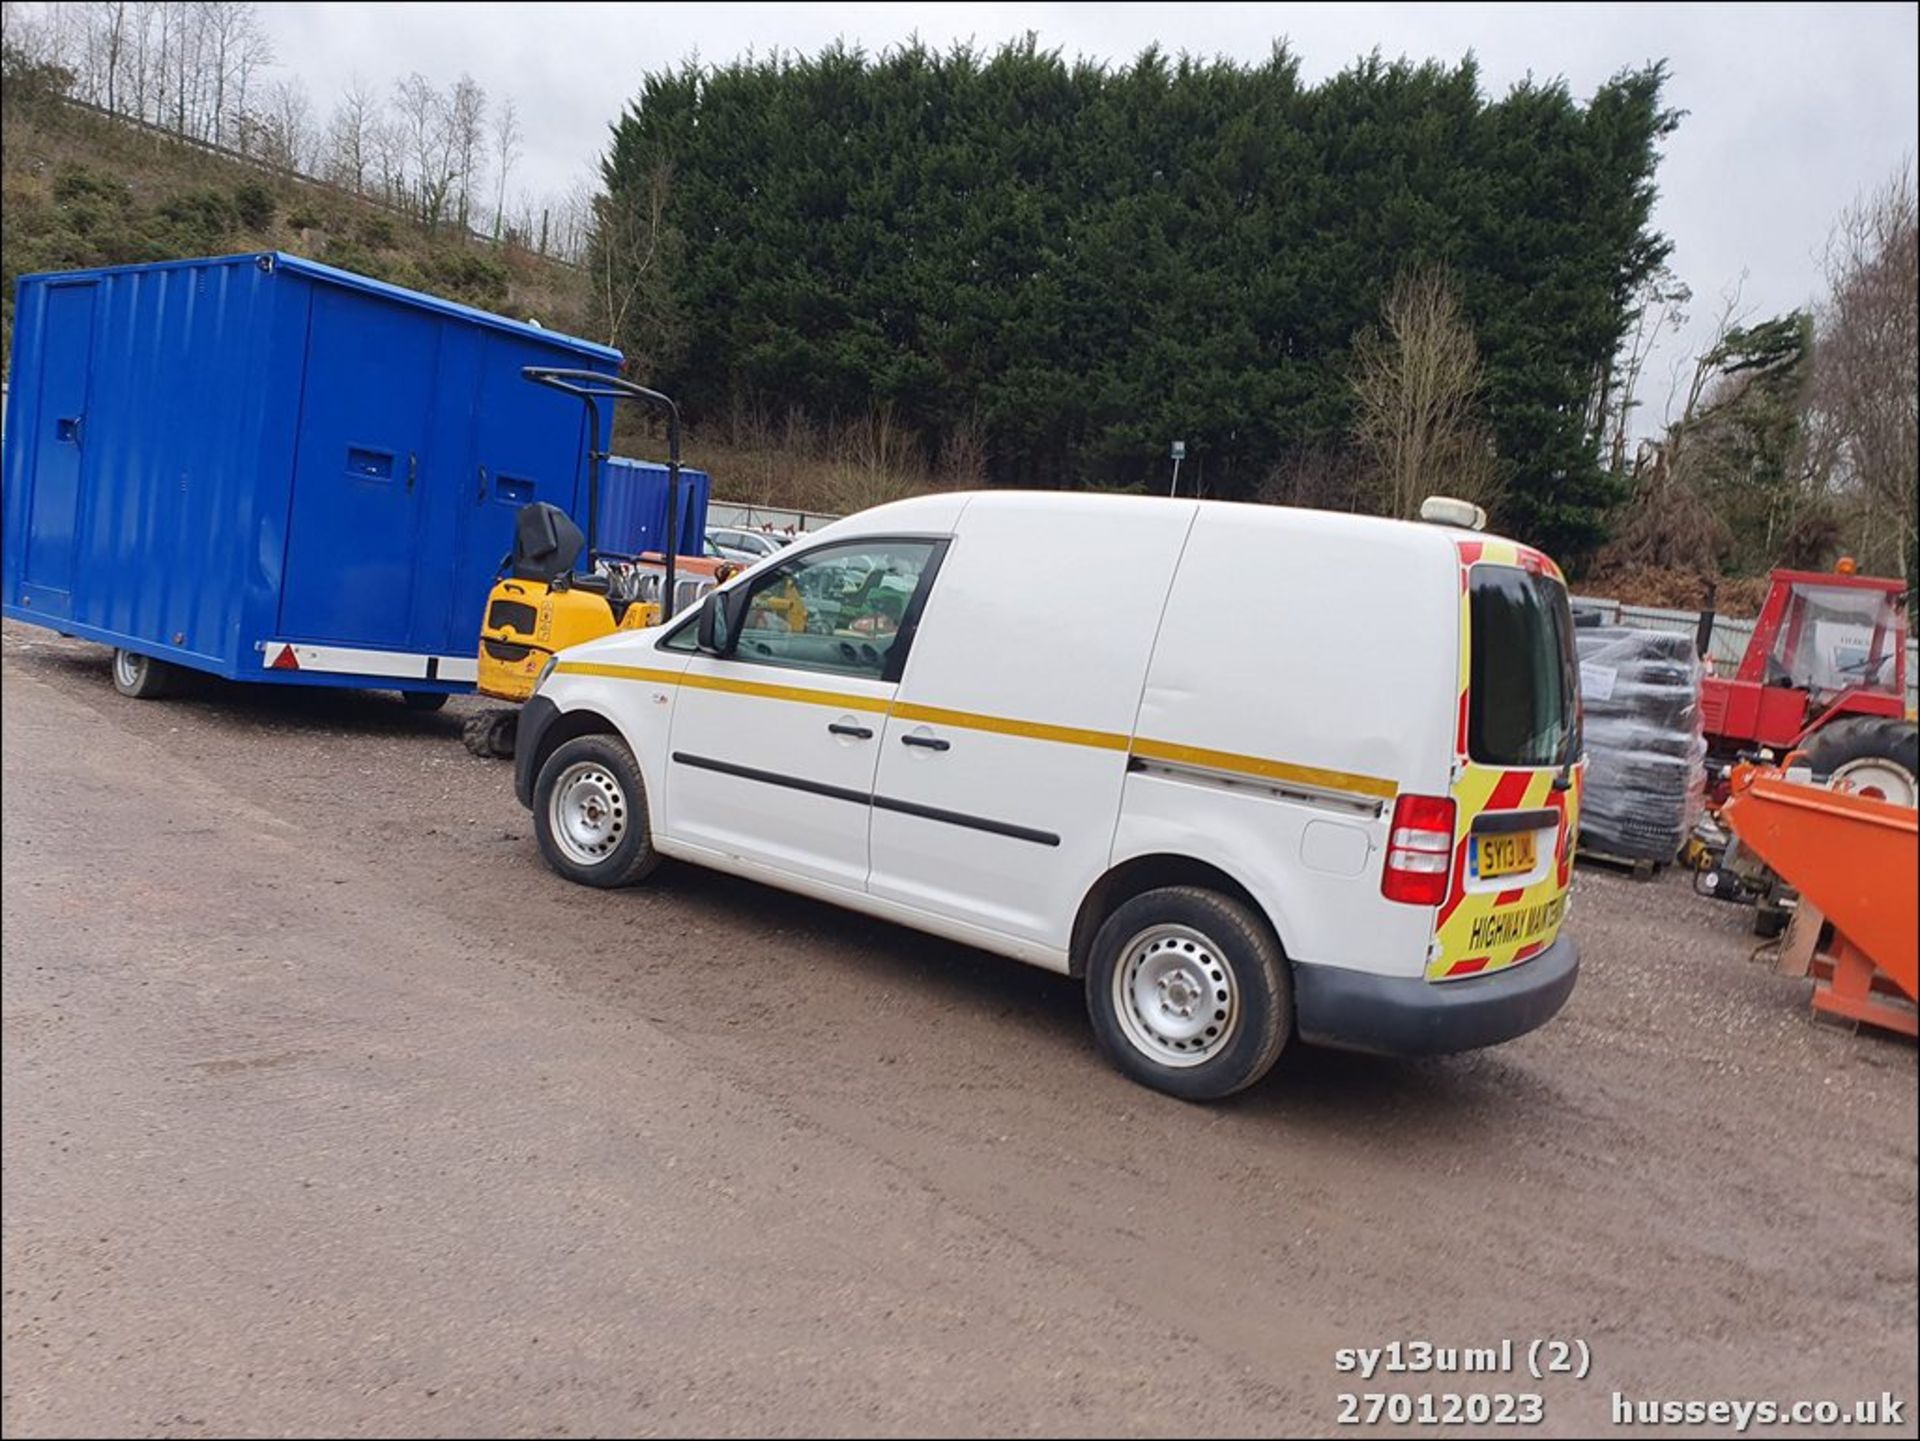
left=1292, top=935, right=1578, bottom=1057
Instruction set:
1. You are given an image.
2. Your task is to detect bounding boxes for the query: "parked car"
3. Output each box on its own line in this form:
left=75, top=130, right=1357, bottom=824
left=512, top=491, right=1584, bottom=1099
left=706, top=526, right=790, bottom=561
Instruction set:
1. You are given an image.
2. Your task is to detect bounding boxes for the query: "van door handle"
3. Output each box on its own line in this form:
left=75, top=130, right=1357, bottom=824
left=827, top=723, right=873, bottom=740
left=901, top=733, right=950, bottom=751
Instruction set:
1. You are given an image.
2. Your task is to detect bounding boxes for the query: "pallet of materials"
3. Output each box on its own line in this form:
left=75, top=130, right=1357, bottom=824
left=1576, top=626, right=1707, bottom=867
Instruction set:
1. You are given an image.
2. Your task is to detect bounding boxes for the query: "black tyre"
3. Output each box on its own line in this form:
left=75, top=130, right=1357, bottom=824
left=1800, top=717, right=1918, bottom=807
left=1085, top=886, right=1290, bottom=1101
left=463, top=709, right=519, bottom=759
left=401, top=690, right=450, bottom=712
left=110, top=647, right=178, bottom=699
left=532, top=734, right=659, bottom=888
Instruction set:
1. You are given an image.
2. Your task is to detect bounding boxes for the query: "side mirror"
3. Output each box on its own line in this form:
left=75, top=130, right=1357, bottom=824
left=697, top=587, right=743, bottom=656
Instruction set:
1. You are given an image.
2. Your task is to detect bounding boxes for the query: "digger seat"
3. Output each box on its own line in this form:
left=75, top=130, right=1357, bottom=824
left=510, top=502, right=586, bottom=583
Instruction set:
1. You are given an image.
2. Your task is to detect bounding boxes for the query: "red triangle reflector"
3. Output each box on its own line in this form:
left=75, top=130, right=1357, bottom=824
left=270, top=645, right=300, bottom=670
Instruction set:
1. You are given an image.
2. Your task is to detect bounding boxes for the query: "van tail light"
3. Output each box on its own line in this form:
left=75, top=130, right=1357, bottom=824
left=1382, top=794, right=1457, bottom=906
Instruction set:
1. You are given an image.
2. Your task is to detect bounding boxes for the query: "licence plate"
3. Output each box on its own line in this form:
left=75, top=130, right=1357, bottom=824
left=1473, top=831, right=1536, bottom=879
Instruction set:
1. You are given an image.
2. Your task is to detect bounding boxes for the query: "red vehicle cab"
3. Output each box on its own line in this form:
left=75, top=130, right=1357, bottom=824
left=1702, top=565, right=1914, bottom=804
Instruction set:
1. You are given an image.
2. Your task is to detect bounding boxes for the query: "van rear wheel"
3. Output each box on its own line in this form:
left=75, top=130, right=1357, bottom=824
left=1085, top=886, right=1289, bottom=1101
left=110, top=648, right=177, bottom=700
left=532, top=734, right=660, bottom=888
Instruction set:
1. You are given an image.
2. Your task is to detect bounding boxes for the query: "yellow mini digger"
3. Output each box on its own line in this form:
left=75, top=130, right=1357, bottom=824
left=465, top=368, right=736, bottom=758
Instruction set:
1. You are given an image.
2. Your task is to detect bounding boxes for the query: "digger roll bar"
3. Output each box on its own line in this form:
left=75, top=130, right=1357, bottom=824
left=522, top=366, right=686, bottom=622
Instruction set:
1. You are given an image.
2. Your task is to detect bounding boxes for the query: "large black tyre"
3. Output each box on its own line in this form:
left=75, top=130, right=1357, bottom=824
left=110, top=647, right=178, bottom=699
left=532, top=734, right=660, bottom=888
left=1800, top=717, right=1918, bottom=807
left=1085, top=886, right=1290, bottom=1101
left=463, top=709, right=518, bottom=759
left=401, top=690, right=450, bottom=713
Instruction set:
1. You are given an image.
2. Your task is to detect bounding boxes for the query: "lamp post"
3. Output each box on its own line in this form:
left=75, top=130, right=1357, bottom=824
left=1169, top=439, right=1186, bottom=497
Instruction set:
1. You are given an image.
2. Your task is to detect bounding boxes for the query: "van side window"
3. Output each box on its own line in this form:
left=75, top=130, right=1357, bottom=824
left=729, top=541, right=937, bottom=680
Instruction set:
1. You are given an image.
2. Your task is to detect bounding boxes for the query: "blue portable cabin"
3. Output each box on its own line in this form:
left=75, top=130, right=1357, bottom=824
left=1, top=251, right=620, bottom=696
left=598, top=456, right=711, bottom=559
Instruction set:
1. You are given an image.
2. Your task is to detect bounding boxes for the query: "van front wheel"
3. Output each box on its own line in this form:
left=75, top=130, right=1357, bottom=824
left=532, top=735, right=660, bottom=888
left=1086, top=886, right=1290, bottom=1101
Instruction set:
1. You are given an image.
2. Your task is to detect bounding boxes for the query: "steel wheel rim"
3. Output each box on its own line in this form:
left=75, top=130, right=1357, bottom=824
left=1111, top=923, right=1239, bottom=1068
left=549, top=761, right=629, bottom=866
left=1832, top=756, right=1917, bottom=808
left=113, top=651, right=141, bottom=689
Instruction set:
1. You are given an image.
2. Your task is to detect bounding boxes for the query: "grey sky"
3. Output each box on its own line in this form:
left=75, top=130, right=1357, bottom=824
left=259, top=1, right=1918, bottom=433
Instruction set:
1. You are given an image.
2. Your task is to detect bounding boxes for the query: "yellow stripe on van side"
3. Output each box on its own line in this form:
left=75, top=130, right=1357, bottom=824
left=552, top=661, right=1396, bottom=801
left=552, top=661, right=893, bottom=713
left=891, top=700, right=1132, bottom=752
left=553, top=662, right=686, bottom=686
left=1130, top=737, right=1400, bottom=801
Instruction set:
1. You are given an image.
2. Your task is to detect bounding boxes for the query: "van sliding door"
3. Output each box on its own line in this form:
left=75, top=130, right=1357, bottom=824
left=869, top=498, right=1193, bottom=950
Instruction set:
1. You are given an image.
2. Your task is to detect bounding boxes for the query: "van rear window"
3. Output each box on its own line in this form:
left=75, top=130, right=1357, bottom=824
left=1469, top=565, right=1578, bottom=768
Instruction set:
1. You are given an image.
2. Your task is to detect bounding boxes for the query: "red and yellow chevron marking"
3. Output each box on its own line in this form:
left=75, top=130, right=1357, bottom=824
left=1432, top=536, right=1580, bottom=981
left=1430, top=763, right=1581, bottom=979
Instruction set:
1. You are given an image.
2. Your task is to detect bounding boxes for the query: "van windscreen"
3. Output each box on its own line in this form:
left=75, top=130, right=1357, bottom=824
left=1469, top=565, right=1578, bottom=768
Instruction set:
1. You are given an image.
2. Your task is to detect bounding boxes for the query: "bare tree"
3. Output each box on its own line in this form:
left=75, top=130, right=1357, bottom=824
left=201, top=0, right=257, bottom=145
left=1598, top=265, right=1691, bottom=474
left=258, top=74, right=314, bottom=172
left=166, top=0, right=206, bottom=139
left=323, top=73, right=377, bottom=192
left=446, top=72, right=486, bottom=229
left=100, top=0, right=128, bottom=112
left=1659, top=278, right=1751, bottom=477
left=1349, top=264, right=1503, bottom=519
left=1809, top=166, right=1919, bottom=587
left=146, top=0, right=173, bottom=127
left=201, top=0, right=233, bottom=137
left=126, top=0, right=161, bottom=122
left=553, top=175, right=596, bottom=261
left=393, top=71, right=456, bottom=227
left=64, top=0, right=112, bottom=106
left=368, top=108, right=408, bottom=208
left=491, top=95, right=521, bottom=239
left=0, top=1, right=62, bottom=64
left=588, top=160, right=678, bottom=358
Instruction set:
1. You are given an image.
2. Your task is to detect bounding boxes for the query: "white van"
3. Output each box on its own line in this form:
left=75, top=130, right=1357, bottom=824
left=513, top=491, right=1583, bottom=1099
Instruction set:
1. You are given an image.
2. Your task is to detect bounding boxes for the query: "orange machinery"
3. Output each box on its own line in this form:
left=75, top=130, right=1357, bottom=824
left=1720, top=758, right=1917, bottom=1038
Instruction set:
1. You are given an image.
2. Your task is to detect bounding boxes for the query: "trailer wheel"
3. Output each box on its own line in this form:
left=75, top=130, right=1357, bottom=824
left=401, top=691, right=450, bottom=713
left=463, top=709, right=518, bottom=759
left=532, top=735, right=659, bottom=888
left=111, top=648, right=177, bottom=700
left=1085, top=886, right=1290, bottom=1101
left=1801, top=717, right=1918, bottom=808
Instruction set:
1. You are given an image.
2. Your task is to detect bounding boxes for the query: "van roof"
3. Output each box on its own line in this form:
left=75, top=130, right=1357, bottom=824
left=836, top=489, right=1551, bottom=570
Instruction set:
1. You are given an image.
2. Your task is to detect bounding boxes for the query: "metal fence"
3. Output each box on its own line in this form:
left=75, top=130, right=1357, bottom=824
left=706, top=501, right=842, bottom=537
left=46, top=95, right=583, bottom=270
left=1571, top=595, right=1918, bottom=713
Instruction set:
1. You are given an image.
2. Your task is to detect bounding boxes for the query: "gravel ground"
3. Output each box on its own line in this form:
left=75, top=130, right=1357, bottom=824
left=3, top=620, right=1915, bottom=1438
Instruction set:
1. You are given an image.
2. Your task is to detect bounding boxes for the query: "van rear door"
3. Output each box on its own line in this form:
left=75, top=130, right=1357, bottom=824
left=1431, top=543, right=1583, bottom=981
